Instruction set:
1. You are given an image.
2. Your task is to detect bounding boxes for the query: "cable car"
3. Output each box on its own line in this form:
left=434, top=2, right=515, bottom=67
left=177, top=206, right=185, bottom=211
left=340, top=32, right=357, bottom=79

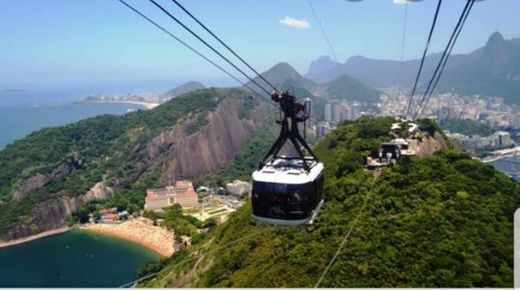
left=251, top=91, right=324, bottom=225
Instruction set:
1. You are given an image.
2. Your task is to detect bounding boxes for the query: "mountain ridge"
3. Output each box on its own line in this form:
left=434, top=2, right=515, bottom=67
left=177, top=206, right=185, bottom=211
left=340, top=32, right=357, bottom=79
left=0, top=88, right=272, bottom=240
left=306, top=32, right=520, bottom=104
left=250, top=62, right=382, bottom=121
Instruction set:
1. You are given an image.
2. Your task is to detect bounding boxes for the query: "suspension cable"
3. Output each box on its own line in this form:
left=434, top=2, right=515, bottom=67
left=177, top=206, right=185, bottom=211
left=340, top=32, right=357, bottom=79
left=147, top=0, right=272, bottom=96
left=314, top=171, right=379, bottom=288
left=307, top=0, right=340, bottom=64
left=416, top=0, right=475, bottom=118
left=404, top=0, right=443, bottom=119
left=169, top=0, right=279, bottom=93
left=116, top=0, right=263, bottom=99
left=397, top=1, right=408, bottom=89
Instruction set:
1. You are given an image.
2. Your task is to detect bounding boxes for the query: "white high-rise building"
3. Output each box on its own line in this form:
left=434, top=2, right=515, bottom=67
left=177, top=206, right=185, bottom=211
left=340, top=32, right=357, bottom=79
left=332, top=102, right=342, bottom=124
left=341, top=102, right=357, bottom=121
left=304, top=98, right=312, bottom=129
left=324, top=103, right=333, bottom=122
left=496, top=131, right=512, bottom=147
left=315, top=122, right=331, bottom=138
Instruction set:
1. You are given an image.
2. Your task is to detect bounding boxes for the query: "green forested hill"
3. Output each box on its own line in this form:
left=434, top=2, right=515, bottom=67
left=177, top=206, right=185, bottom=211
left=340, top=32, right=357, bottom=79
left=0, top=88, right=253, bottom=238
left=440, top=119, right=494, bottom=136
left=0, top=89, right=222, bottom=200
left=142, top=117, right=520, bottom=288
left=325, top=75, right=383, bottom=103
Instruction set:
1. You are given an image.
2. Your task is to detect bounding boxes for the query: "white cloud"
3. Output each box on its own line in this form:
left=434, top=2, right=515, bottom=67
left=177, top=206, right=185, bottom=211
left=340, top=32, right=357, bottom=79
left=279, top=16, right=311, bottom=29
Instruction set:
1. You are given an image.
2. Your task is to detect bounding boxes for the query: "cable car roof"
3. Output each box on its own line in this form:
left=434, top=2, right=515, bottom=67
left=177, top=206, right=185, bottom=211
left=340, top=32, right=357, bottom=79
left=253, top=158, right=323, bottom=184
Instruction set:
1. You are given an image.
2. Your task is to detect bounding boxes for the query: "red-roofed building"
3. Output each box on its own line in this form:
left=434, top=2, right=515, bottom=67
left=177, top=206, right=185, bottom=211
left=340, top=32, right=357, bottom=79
left=102, top=213, right=119, bottom=223
left=145, top=180, right=199, bottom=211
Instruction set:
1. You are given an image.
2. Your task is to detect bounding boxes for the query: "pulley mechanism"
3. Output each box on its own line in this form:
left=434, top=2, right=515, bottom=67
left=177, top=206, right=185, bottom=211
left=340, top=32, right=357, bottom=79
left=258, top=90, right=319, bottom=171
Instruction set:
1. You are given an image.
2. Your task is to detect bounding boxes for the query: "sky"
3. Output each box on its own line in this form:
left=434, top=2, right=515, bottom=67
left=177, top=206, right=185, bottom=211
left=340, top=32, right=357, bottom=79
left=0, top=0, right=518, bottom=91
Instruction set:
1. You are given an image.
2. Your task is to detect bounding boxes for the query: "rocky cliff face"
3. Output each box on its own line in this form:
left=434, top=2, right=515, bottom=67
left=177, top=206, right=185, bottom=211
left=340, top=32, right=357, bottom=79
left=5, top=96, right=272, bottom=240
left=415, top=131, right=449, bottom=157
left=7, top=181, right=113, bottom=239
left=12, top=155, right=82, bottom=202
left=145, top=98, right=270, bottom=185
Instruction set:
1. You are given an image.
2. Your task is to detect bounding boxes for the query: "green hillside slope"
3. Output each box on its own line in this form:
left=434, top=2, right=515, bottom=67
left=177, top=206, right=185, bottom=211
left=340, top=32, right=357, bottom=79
left=0, top=88, right=257, bottom=238
left=325, top=75, right=383, bottom=103
left=142, top=117, right=519, bottom=288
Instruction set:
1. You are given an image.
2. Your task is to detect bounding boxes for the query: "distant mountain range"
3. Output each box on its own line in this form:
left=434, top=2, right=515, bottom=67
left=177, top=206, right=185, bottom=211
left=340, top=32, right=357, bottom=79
left=306, top=32, right=520, bottom=104
left=246, top=62, right=382, bottom=119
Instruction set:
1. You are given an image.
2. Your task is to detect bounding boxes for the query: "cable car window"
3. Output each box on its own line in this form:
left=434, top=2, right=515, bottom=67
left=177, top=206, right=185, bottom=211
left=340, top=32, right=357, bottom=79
left=252, top=181, right=265, bottom=198
left=264, top=182, right=274, bottom=195
left=273, top=183, right=287, bottom=195
left=287, top=183, right=311, bottom=202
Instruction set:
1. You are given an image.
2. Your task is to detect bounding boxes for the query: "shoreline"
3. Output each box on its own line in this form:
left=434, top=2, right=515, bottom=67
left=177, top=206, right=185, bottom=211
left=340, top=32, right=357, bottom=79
left=0, top=218, right=174, bottom=256
left=80, top=217, right=174, bottom=257
left=0, top=226, right=71, bottom=249
left=78, top=100, right=159, bottom=109
left=481, top=145, right=520, bottom=163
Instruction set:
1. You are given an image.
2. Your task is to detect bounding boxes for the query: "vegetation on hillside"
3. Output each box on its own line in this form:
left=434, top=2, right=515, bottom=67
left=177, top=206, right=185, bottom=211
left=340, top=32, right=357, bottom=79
left=143, top=204, right=217, bottom=237
left=440, top=119, right=494, bottom=136
left=0, top=88, right=250, bottom=238
left=207, top=116, right=278, bottom=185
left=325, top=75, right=382, bottom=103
left=141, top=117, right=519, bottom=288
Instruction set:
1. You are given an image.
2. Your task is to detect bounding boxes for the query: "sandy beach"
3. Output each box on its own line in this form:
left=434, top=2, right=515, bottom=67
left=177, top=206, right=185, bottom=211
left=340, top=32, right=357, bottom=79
left=82, top=100, right=159, bottom=109
left=0, top=226, right=71, bottom=248
left=81, top=217, right=174, bottom=257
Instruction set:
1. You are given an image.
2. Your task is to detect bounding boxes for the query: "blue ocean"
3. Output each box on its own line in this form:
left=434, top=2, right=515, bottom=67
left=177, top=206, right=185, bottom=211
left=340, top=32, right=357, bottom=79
left=0, top=89, right=147, bottom=148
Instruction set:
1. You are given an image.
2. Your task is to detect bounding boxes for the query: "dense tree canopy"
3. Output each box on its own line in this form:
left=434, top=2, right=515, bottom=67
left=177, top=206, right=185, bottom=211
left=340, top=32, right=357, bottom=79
left=142, top=117, right=519, bottom=288
left=440, top=119, right=494, bottom=136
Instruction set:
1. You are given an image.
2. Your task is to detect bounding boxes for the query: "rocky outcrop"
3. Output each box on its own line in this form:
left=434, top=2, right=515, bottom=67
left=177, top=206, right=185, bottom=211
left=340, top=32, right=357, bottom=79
left=145, top=97, right=271, bottom=185
left=12, top=155, right=82, bottom=202
left=5, top=96, right=272, bottom=241
left=415, top=132, right=449, bottom=157
left=7, top=181, right=113, bottom=240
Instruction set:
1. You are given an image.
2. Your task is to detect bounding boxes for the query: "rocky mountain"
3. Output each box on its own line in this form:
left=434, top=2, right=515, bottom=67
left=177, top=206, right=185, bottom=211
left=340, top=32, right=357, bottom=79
left=325, top=75, right=382, bottom=103
left=0, top=88, right=272, bottom=240
left=248, top=62, right=318, bottom=93
left=257, top=62, right=381, bottom=100
left=0, top=62, right=381, bottom=242
left=438, top=32, right=520, bottom=103
left=306, top=55, right=340, bottom=81
left=306, top=54, right=428, bottom=87
left=246, top=62, right=382, bottom=119
left=162, top=81, right=206, bottom=102
left=306, top=32, right=520, bottom=104
left=141, top=117, right=519, bottom=288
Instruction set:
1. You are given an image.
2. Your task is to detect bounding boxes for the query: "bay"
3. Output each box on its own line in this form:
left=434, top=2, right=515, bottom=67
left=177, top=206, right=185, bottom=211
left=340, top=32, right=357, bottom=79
left=0, top=230, right=160, bottom=287
left=0, top=103, right=146, bottom=148
left=490, top=155, right=520, bottom=182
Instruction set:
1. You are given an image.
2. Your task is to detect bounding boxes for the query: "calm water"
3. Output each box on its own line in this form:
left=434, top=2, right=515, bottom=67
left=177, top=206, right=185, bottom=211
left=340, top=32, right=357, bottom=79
left=490, top=155, right=520, bottom=181
left=0, top=230, right=160, bottom=287
left=0, top=103, right=145, bottom=148
left=0, top=90, right=159, bottom=287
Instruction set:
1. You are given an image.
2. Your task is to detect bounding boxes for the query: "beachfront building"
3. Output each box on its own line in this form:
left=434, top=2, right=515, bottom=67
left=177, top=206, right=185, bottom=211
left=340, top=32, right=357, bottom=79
left=496, top=131, right=512, bottom=147
left=145, top=180, right=199, bottom=211
left=102, top=213, right=120, bottom=223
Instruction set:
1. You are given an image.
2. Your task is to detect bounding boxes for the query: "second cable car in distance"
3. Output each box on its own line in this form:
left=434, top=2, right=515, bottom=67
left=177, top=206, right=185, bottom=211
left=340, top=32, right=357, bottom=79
left=251, top=90, right=324, bottom=225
